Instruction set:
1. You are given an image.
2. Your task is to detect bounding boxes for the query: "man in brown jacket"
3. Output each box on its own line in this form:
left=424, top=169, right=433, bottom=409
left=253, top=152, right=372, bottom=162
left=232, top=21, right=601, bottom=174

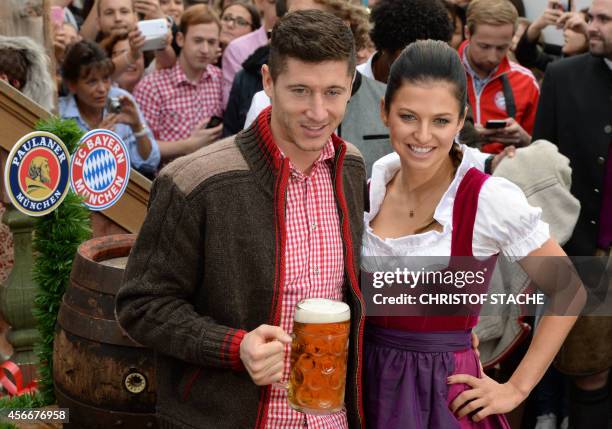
left=116, top=10, right=366, bottom=429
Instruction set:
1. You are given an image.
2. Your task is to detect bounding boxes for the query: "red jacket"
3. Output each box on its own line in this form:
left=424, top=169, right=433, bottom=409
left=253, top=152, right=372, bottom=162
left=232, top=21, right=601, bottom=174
left=459, top=41, right=540, bottom=153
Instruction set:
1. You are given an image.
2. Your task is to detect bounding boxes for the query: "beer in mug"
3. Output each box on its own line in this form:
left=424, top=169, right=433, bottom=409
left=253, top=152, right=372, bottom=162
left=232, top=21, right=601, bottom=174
left=288, top=298, right=350, bottom=414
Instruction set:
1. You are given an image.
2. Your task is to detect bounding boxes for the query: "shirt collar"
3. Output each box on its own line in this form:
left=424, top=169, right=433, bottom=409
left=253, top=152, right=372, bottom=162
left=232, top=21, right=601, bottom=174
left=172, top=61, right=210, bottom=86
left=462, top=45, right=498, bottom=83
left=357, top=51, right=377, bottom=80
left=61, top=93, right=82, bottom=120
left=285, top=138, right=335, bottom=180
left=605, top=58, right=612, bottom=71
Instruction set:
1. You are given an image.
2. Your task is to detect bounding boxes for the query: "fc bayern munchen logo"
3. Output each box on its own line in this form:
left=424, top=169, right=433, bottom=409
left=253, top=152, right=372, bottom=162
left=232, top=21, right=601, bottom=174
left=70, top=129, right=131, bottom=211
left=4, top=131, right=71, bottom=217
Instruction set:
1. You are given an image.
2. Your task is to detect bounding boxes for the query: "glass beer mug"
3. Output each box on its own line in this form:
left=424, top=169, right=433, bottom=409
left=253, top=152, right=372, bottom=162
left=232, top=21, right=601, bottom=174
left=287, top=298, right=350, bottom=414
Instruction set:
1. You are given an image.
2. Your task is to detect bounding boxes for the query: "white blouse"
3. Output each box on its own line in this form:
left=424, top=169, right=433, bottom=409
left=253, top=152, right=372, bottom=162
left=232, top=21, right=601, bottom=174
left=362, top=146, right=550, bottom=262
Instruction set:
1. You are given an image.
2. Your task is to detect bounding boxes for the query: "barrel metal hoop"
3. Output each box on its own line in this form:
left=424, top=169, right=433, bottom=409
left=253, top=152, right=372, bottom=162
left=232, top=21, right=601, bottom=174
left=57, top=300, right=144, bottom=347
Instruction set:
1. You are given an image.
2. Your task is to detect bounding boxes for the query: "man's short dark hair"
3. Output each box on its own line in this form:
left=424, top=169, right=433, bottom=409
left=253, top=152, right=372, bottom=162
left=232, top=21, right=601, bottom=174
left=370, top=0, right=453, bottom=53
left=268, top=9, right=356, bottom=82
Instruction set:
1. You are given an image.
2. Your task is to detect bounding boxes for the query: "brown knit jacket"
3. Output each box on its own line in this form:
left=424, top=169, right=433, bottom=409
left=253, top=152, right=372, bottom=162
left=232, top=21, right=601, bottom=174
left=116, top=110, right=367, bottom=429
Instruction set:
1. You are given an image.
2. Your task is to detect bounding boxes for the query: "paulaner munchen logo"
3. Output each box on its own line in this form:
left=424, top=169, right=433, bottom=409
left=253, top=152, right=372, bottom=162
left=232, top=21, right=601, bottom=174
left=70, top=129, right=131, bottom=211
left=4, top=131, right=71, bottom=216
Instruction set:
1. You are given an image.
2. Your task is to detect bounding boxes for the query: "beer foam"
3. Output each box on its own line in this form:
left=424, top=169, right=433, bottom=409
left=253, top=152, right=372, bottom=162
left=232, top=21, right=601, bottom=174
left=295, top=299, right=350, bottom=324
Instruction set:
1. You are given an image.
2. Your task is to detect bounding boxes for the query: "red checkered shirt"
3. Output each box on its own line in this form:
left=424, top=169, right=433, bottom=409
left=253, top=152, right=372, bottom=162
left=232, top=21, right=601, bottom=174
left=133, top=62, right=223, bottom=142
left=265, top=139, right=348, bottom=429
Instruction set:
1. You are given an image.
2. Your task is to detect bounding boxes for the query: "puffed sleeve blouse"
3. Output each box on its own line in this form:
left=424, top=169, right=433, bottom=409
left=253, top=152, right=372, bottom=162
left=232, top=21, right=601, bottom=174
left=362, top=146, right=550, bottom=262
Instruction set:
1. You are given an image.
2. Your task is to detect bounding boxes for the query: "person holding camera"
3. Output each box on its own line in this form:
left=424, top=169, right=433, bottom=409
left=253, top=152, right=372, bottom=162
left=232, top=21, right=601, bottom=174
left=79, top=0, right=177, bottom=74
left=133, top=4, right=224, bottom=164
left=59, top=39, right=161, bottom=177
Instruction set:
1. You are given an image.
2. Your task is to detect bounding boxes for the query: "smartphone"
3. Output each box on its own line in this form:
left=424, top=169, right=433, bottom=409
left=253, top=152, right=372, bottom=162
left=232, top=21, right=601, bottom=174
left=485, top=120, right=507, bottom=129
left=205, top=116, right=223, bottom=129
left=50, top=6, right=64, bottom=27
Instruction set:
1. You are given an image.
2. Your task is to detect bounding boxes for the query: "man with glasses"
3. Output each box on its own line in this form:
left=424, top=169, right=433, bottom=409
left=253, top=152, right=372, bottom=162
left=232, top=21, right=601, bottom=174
left=222, top=0, right=277, bottom=107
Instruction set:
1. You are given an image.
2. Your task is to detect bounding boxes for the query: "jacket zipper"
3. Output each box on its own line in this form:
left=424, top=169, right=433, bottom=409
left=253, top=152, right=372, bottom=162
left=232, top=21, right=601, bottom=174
left=255, top=157, right=290, bottom=429
left=332, top=143, right=365, bottom=428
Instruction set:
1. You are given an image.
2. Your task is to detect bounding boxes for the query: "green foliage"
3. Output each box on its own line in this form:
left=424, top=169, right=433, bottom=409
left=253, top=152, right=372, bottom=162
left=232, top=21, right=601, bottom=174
left=29, top=118, right=91, bottom=405
left=0, top=392, right=44, bottom=409
left=0, top=392, right=44, bottom=428
left=35, top=117, right=83, bottom=154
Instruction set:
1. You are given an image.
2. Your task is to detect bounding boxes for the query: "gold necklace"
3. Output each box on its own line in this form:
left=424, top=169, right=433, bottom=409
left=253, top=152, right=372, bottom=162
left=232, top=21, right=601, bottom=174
left=405, top=165, right=457, bottom=219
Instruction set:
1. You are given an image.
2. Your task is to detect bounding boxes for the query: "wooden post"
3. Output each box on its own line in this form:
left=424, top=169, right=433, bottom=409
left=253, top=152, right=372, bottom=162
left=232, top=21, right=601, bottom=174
left=42, top=0, right=58, bottom=113
left=0, top=206, right=39, bottom=384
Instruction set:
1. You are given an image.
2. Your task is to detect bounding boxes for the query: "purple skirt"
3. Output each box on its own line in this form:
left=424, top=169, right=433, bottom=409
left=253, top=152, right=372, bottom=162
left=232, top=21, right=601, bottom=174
left=364, top=324, right=510, bottom=429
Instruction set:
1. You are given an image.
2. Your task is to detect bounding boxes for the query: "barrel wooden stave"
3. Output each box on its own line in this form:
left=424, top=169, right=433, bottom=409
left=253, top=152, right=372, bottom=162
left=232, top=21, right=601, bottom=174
left=53, top=234, right=158, bottom=429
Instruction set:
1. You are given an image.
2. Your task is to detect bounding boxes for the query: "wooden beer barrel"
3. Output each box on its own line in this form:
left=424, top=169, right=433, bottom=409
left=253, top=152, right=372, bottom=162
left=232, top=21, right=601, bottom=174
left=53, top=234, right=157, bottom=428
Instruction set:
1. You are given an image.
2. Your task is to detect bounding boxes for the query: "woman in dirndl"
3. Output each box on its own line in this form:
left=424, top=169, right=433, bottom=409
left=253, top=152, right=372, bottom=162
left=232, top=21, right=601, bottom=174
left=362, top=40, right=585, bottom=429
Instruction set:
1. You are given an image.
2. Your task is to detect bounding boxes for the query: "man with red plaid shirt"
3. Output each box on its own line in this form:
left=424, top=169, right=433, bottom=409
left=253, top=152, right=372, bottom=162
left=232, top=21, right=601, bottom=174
left=117, top=10, right=366, bottom=429
left=134, top=4, right=224, bottom=165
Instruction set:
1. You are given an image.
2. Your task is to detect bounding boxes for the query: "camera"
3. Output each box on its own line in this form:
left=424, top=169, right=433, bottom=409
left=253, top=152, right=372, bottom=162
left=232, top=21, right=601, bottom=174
left=106, top=97, right=122, bottom=114
left=137, top=19, right=169, bottom=52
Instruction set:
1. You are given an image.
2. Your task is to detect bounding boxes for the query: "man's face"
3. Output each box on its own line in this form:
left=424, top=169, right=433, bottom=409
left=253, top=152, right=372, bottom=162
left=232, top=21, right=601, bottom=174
left=263, top=58, right=352, bottom=165
left=177, top=23, right=220, bottom=73
left=466, top=23, right=514, bottom=76
left=98, top=0, right=136, bottom=36
left=588, top=0, right=612, bottom=59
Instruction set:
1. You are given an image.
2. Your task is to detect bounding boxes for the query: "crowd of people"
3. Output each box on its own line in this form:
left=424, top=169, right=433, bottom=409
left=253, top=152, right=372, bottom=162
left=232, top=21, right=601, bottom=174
left=0, top=0, right=610, bottom=428
left=10, top=0, right=599, bottom=179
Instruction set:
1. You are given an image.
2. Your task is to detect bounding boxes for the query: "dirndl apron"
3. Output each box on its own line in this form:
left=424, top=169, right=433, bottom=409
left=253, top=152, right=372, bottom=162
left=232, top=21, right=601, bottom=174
left=364, top=167, right=511, bottom=429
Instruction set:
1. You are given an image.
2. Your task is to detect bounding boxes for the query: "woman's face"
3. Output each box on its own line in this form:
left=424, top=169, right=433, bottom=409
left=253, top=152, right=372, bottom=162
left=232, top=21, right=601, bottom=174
left=70, top=68, right=112, bottom=110
left=111, top=39, right=144, bottom=91
left=562, top=27, right=588, bottom=56
left=160, top=0, right=184, bottom=25
left=220, top=4, right=253, bottom=46
left=381, top=80, right=465, bottom=173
